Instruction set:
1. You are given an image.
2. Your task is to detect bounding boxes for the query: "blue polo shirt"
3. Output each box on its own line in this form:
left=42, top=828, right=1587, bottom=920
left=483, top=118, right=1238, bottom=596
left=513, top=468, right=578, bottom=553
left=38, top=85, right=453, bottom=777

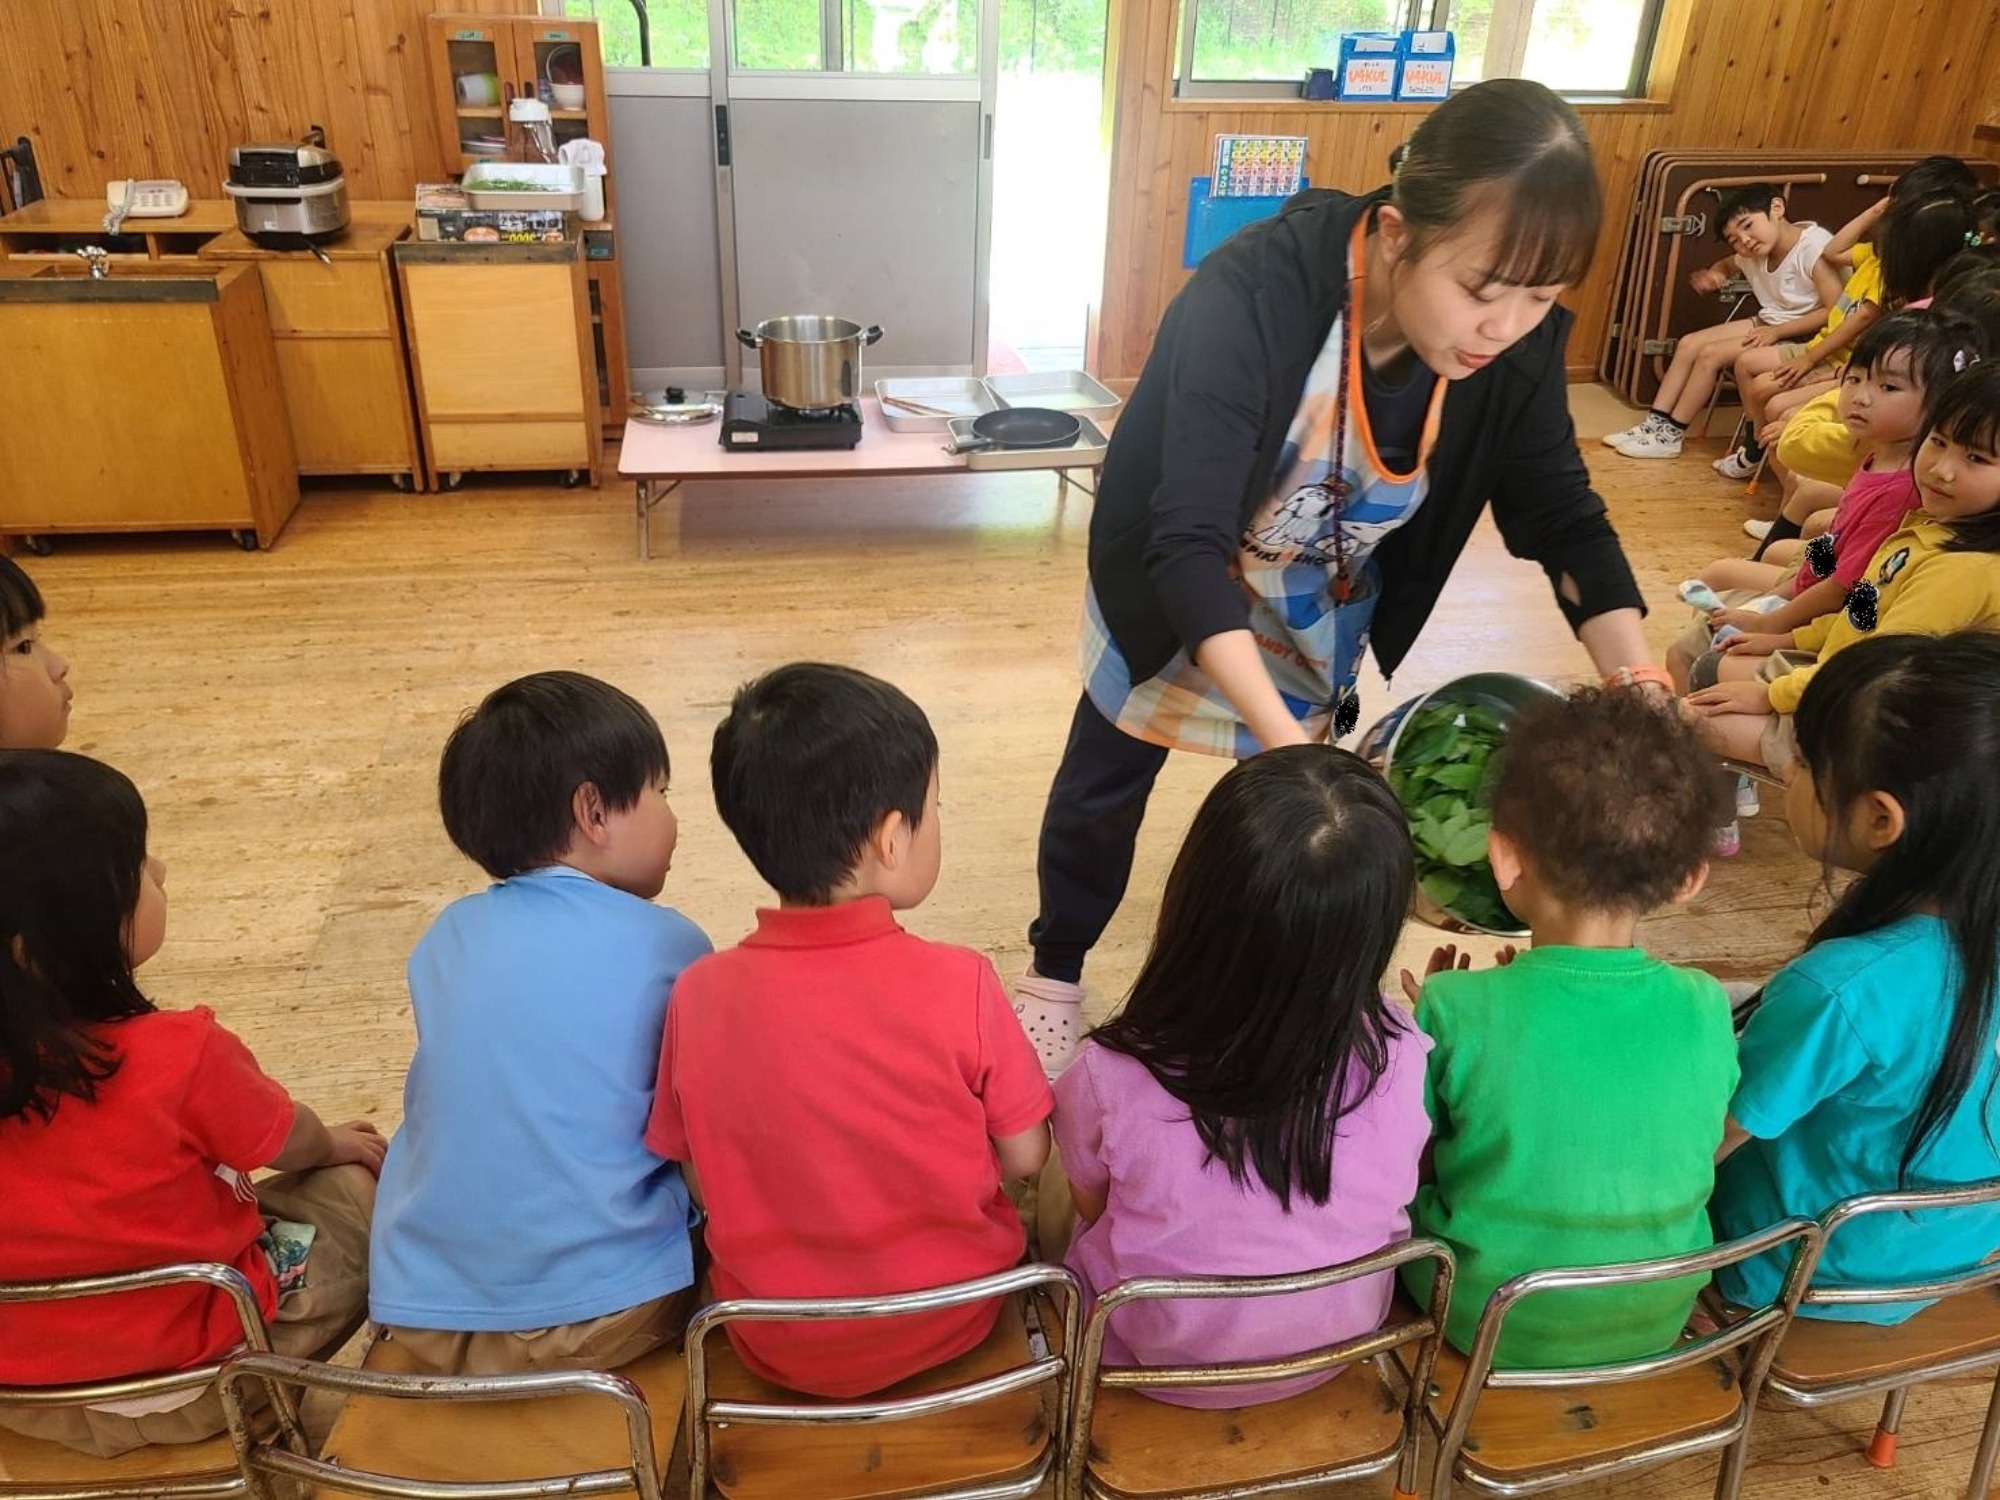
left=371, top=867, right=710, bottom=1330
left=1712, top=915, right=2000, bottom=1321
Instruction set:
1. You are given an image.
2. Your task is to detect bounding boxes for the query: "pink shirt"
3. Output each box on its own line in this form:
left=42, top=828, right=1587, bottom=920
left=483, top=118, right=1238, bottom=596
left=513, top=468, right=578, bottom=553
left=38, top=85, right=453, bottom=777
left=1053, top=1018, right=1432, bottom=1407
left=1794, top=456, right=1920, bottom=594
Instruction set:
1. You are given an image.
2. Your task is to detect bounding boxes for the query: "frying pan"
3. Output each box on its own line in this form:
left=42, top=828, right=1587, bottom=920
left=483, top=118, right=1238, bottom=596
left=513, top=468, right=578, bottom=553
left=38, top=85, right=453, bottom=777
left=946, top=407, right=1081, bottom=454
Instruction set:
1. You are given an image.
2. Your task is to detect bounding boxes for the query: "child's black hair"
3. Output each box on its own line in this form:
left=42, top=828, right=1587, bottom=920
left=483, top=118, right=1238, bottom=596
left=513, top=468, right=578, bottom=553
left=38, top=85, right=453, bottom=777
left=1880, top=191, right=1979, bottom=307
left=1847, top=308, right=1987, bottom=411
left=0, top=750, right=155, bottom=1124
left=1089, top=746, right=1412, bottom=1210
left=438, top=671, right=668, bottom=881
left=1918, top=362, right=2000, bottom=555
left=1930, top=258, right=2000, bottom=351
left=710, top=662, right=937, bottom=905
left=1488, top=688, right=1728, bottom=913
left=1389, top=78, right=1600, bottom=288
left=1792, top=632, right=2000, bottom=1186
left=1714, top=183, right=1782, bottom=242
left=1973, top=187, right=2000, bottom=246
left=0, top=557, right=45, bottom=641
left=1890, top=155, right=1979, bottom=204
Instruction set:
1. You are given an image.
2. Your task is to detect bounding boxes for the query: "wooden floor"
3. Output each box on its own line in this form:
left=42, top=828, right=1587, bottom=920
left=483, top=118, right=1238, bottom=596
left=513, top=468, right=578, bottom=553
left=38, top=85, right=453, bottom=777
left=22, top=393, right=1984, bottom=1499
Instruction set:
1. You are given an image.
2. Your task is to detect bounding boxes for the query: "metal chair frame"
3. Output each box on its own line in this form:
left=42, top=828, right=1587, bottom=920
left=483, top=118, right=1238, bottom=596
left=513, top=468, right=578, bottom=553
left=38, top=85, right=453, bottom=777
left=218, top=1350, right=669, bottom=1500
left=684, top=1264, right=1081, bottom=1500
left=1065, top=1237, right=1456, bottom=1500
left=0, top=1262, right=297, bottom=1500
left=1422, top=1217, right=1819, bottom=1500
left=1763, top=1176, right=2000, bottom=1499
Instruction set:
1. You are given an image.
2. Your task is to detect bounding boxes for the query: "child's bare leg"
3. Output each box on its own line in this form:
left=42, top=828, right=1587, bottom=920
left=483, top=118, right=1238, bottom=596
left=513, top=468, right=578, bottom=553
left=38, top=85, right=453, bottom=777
left=1783, top=477, right=1843, bottom=525
left=1702, top=559, right=1789, bottom=593
left=1696, top=712, right=1773, bottom=767
left=1734, top=350, right=1793, bottom=429
left=1765, top=378, right=1835, bottom=429
left=1667, top=324, right=1751, bottom=426
left=1715, top=651, right=1770, bottom=683
left=1804, top=506, right=1836, bottom=538
left=1763, top=538, right=1805, bottom=569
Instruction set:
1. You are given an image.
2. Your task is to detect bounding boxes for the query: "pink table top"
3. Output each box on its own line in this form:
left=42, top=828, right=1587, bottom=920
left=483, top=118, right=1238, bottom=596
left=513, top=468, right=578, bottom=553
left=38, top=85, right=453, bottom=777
left=618, top=398, right=970, bottom=479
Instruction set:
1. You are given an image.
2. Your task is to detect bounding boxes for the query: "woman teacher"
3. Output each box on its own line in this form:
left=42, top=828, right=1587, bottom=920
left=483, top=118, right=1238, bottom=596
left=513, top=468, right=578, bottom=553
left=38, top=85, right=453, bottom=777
left=1013, top=79, right=1668, bottom=1074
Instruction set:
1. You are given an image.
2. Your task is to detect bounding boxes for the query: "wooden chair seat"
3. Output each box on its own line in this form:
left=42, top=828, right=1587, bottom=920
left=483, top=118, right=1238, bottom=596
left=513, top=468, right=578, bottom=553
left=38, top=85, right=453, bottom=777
left=1770, top=1285, right=2000, bottom=1394
left=0, top=1419, right=243, bottom=1494
left=704, top=1298, right=1049, bottom=1500
left=1417, top=1338, right=1741, bottom=1480
left=312, top=1336, right=686, bottom=1498
left=1080, top=1361, right=1402, bottom=1499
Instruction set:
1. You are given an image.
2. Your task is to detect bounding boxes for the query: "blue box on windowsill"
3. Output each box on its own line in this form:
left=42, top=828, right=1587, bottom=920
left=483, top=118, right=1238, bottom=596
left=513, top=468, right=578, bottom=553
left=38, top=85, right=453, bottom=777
left=1396, top=29, right=1455, bottom=99
left=1334, top=32, right=1401, bottom=99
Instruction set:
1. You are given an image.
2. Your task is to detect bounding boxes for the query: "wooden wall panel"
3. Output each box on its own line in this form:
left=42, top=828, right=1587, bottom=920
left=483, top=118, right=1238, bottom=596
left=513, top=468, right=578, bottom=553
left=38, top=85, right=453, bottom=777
left=1096, top=0, right=2000, bottom=381
left=0, top=0, right=538, bottom=202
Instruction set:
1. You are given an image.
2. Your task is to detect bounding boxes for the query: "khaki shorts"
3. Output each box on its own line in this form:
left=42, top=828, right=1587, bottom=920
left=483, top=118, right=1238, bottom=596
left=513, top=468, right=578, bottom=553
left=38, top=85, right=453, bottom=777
left=380, top=1285, right=699, bottom=1377
left=1675, top=588, right=1784, bottom=678
left=0, top=1164, right=376, bottom=1459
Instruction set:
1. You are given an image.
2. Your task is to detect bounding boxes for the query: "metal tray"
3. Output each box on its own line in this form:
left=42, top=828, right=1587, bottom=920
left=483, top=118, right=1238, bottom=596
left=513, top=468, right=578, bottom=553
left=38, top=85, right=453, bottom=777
left=462, top=162, right=586, bottom=212
left=982, top=370, right=1121, bottom=423
left=874, top=377, right=1001, bottom=432
left=946, top=416, right=1110, bottom=471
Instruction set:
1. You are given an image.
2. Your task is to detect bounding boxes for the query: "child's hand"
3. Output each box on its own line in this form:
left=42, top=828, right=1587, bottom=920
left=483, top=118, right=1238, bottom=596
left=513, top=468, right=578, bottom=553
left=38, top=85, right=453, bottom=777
left=326, top=1120, right=388, bottom=1177
left=1689, top=267, right=1725, bottom=294
left=1771, top=357, right=1821, bottom=391
left=1741, top=325, right=1784, bottom=349
left=1756, top=417, right=1789, bottom=447
left=1400, top=943, right=1470, bottom=1001
left=1721, top=631, right=1789, bottom=658
left=1685, top=681, right=1774, bottom=717
left=1709, top=607, right=1774, bottom=634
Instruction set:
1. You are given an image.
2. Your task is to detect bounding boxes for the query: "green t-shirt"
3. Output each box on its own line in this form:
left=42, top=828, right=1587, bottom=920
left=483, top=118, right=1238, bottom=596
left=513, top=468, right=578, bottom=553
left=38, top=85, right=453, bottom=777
left=1400, top=946, right=1739, bottom=1368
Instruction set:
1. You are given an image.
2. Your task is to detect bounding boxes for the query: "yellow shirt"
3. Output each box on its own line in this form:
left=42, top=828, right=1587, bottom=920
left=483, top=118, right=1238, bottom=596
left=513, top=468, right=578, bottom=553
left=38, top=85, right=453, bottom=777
left=1804, top=243, right=1882, bottom=361
left=1774, top=387, right=1858, bottom=489
left=1769, top=514, right=2000, bottom=714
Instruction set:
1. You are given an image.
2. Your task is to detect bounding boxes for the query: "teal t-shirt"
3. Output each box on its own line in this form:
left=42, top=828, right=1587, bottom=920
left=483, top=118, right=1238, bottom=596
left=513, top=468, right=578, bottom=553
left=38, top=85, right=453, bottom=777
left=1401, top=947, right=1739, bottom=1368
left=1712, top=915, right=2000, bottom=1321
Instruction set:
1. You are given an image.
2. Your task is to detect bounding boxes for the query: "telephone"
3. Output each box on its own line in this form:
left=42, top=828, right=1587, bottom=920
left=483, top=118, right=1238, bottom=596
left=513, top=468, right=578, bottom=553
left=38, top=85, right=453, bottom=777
left=105, top=178, right=189, bottom=220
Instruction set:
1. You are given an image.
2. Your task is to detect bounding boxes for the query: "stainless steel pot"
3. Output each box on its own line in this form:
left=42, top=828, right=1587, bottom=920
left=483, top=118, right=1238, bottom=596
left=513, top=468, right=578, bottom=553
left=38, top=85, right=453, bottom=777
left=737, top=316, right=885, bottom=411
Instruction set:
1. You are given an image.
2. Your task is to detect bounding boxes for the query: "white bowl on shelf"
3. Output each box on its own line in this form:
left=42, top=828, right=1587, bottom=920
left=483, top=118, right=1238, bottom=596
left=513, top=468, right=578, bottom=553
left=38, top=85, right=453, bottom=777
left=551, top=82, right=586, bottom=110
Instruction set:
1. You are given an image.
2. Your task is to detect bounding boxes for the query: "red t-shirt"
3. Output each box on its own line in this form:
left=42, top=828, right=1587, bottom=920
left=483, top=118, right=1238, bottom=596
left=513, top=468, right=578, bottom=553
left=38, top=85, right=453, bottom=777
left=0, top=1008, right=295, bottom=1383
left=1794, top=458, right=1920, bottom=594
left=646, top=898, right=1052, bottom=1396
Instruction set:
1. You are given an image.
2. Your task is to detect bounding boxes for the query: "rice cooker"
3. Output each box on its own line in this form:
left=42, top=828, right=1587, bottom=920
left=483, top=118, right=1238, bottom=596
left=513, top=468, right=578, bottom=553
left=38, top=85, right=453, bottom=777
left=223, top=139, right=351, bottom=244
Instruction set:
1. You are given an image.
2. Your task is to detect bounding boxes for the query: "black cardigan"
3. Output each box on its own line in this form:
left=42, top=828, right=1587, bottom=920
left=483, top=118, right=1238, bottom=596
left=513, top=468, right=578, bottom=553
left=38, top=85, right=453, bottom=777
left=1090, top=186, right=1647, bottom=685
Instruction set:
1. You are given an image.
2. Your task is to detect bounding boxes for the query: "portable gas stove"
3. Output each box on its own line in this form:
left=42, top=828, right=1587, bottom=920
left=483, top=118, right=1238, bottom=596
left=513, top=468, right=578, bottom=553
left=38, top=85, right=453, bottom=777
left=719, top=391, right=865, bottom=451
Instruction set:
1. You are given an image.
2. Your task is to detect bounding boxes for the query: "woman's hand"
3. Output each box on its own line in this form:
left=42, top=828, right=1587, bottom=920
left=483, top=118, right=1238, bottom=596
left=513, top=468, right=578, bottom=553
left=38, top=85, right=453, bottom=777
left=325, top=1120, right=388, bottom=1177
left=1721, top=631, right=1790, bottom=658
left=1685, top=680, right=1773, bottom=717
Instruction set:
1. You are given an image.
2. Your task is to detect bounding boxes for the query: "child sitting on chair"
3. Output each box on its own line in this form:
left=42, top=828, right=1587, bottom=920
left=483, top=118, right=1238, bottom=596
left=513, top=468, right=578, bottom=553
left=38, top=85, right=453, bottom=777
left=648, top=663, right=1052, bottom=1397
left=1605, top=184, right=1835, bottom=461
left=370, top=671, right=710, bottom=1373
left=1400, top=688, right=1738, bottom=1368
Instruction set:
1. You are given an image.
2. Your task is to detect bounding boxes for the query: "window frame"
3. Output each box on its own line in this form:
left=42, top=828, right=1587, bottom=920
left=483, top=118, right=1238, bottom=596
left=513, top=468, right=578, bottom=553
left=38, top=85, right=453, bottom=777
left=1172, top=0, right=1668, bottom=102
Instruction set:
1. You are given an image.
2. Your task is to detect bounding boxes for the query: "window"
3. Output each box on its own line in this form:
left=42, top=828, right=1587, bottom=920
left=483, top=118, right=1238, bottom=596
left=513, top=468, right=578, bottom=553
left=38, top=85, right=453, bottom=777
left=557, top=0, right=711, bottom=70
left=1176, top=0, right=1663, bottom=99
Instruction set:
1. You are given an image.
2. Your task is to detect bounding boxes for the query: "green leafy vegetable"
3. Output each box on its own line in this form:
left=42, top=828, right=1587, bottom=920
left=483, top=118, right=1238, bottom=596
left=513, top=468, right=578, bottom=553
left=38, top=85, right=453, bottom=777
left=1387, top=698, right=1521, bottom=932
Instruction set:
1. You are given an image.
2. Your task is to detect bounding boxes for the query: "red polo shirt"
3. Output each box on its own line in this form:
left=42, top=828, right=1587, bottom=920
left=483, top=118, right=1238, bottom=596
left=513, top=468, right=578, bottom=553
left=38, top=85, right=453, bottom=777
left=0, top=1008, right=294, bottom=1383
left=647, top=897, right=1051, bottom=1395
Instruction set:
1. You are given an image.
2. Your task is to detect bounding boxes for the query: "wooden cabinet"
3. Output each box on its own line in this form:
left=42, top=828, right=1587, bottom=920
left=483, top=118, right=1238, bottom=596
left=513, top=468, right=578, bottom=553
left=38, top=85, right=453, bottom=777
left=395, top=241, right=602, bottom=489
left=0, top=265, right=299, bottom=548
left=200, top=210, right=423, bottom=489
left=423, top=14, right=614, bottom=190
left=424, top=13, right=630, bottom=436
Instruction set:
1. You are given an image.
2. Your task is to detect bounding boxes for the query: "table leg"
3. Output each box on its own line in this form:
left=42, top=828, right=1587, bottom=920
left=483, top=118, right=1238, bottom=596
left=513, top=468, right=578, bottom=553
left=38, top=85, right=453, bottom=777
left=636, top=478, right=683, bottom=562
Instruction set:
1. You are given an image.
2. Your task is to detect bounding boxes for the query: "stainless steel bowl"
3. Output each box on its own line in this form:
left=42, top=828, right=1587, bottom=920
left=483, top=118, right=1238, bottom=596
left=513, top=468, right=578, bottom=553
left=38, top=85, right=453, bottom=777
left=1356, top=672, right=1563, bottom=938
